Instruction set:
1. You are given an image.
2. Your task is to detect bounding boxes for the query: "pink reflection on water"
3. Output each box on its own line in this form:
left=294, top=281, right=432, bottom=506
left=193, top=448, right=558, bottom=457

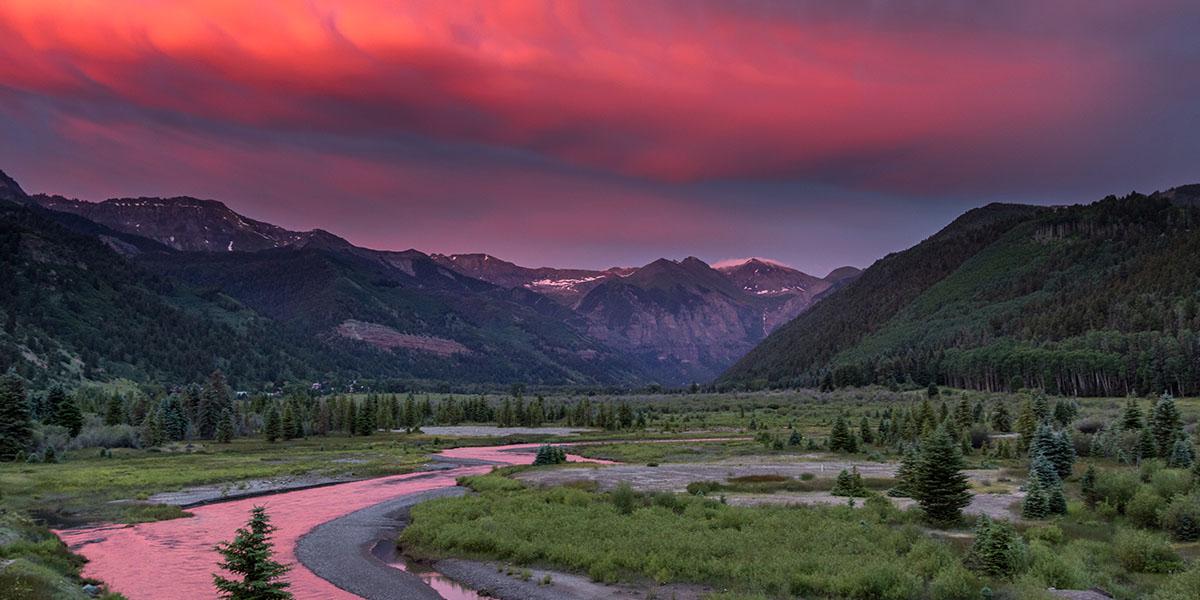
left=54, top=443, right=609, bottom=600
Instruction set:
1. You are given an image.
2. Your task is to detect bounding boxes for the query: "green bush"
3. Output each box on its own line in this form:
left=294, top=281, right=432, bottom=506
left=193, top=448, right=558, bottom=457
left=930, top=564, right=982, bottom=600
left=1149, top=563, right=1200, bottom=600
left=458, top=474, right=524, bottom=493
left=1150, top=469, right=1193, bottom=499
left=1126, top=488, right=1165, bottom=529
left=1112, top=529, right=1182, bottom=574
left=1024, top=524, right=1063, bottom=545
left=611, top=482, right=637, bottom=515
left=1094, top=470, right=1139, bottom=513
left=1159, top=493, right=1200, bottom=542
left=1026, top=541, right=1086, bottom=590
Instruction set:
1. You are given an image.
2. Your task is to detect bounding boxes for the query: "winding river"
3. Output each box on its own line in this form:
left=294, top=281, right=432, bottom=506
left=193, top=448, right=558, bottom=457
left=56, top=443, right=607, bottom=600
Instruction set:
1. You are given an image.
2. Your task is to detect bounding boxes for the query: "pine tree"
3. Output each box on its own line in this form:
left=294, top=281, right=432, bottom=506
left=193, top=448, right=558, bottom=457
left=355, top=402, right=374, bottom=436
left=1151, top=393, right=1183, bottom=458
left=1121, top=398, right=1144, bottom=430
left=1016, top=397, right=1037, bottom=451
left=216, top=408, right=234, bottom=443
left=0, top=374, right=33, bottom=461
left=264, top=406, right=281, bottom=443
left=912, top=428, right=971, bottom=524
left=1022, top=477, right=1050, bottom=519
left=199, top=370, right=233, bottom=439
left=955, top=397, right=972, bottom=431
left=1027, top=454, right=1066, bottom=516
left=966, top=516, right=1022, bottom=577
left=828, top=414, right=857, bottom=453
left=280, top=404, right=297, bottom=441
left=859, top=417, right=874, bottom=445
left=104, top=394, right=125, bottom=426
left=1052, top=400, right=1078, bottom=428
left=787, top=429, right=802, bottom=447
left=1168, top=438, right=1196, bottom=469
left=213, top=506, right=292, bottom=600
left=831, top=467, right=867, bottom=497
left=1080, top=464, right=1099, bottom=508
left=47, top=387, right=84, bottom=437
left=1136, top=426, right=1157, bottom=462
left=889, top=445, right=920, bottom=497
left=991, top=402, right=1012, bottom=432
left=141, top=408, right=166, bottom=448
left=927, top=383, right=939, bottom=399
left=1031, top=391, right=1050, bottom=423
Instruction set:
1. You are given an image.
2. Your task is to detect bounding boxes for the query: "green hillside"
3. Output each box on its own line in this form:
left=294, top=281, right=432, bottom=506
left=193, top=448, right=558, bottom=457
left=721, top=189, right=1200, bottom=396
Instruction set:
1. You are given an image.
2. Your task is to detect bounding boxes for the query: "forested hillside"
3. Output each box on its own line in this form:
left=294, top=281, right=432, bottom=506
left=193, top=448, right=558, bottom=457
left=722, top=189, right=1200, bottom=396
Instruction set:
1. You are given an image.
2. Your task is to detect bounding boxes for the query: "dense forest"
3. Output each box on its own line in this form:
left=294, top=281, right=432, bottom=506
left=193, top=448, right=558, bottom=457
left=722, top=188, right=1200, bottom=396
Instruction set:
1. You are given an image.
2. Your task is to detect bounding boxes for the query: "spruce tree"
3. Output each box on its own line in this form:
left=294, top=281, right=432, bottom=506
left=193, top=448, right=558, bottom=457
left=1168, top=438, right=1196, bottom=469
left=787, top=429, right=802, bottom=447
left=859, top=417, right=874, bottom=445
left=0, top=374, right=32, bottom=461
left=889, top=445, right=919, bottom=497
left=216, top=408, right=234, bottom=443
left=829, top=414, right=857, bottom=453
left=280, top=404, right=297, bottom=441
left=1022, top=476, right=1049, bottom=519
left=831, top=467, right=867, bottom=497
left=1031, top=391, right=1050, bottom=423
left=213, top=506, right=292, bottom=600
left=200, top=370, right=233, bottom=439
left=47, top=387, right=84, bottom=437
left=991, top=402, right=1012, bottom=432
left=264, top=406, right=281, bottom=443
left=1151, top=393, right=1183, bottom=458
left=912, top=428, right=971, bottom=525
left=104, top=394, right=125, bottom=426
left=1136, top=426, right=1157, bottom=462
left=966, top=516, right=1022, bottom=577
left=954, top=398, right=972, bottom=431
left=1016, top=398, right=1037, bottom=451
left=1080, top=464, right=1099, bottom=508
left=1121, top=398, right=1144, bottom=430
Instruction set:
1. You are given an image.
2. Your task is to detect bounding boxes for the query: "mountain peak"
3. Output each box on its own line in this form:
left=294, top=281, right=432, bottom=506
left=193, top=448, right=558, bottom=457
left=0, top=169, right=29, bottom=205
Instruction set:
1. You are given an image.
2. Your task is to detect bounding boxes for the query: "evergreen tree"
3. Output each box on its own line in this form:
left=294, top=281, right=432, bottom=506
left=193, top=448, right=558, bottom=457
left=966, top=516, right=1022, bottom=577
left=355, top=401, right=375, bottom=436
left=264, top=406, right=281, bottom=443
left=1151, top=393, right=1183, bottom=458
left=141, top=408, right=166, bottom=448
left=199, top=370, right=234, bottom=439
left=1016, top=398, right=1037, bottom=451
left=1136, top=427, right=1158, bottom=462
left=912, top=428, right=971, bottom=524
left=927, top=383, right=939, bottom=399
left=831, top=467, right=868, bottom=497
left=0, top=374, right=33, bottom=460
left=828, top=414, right=857, bottom=453
left=990, top=402, right=1012, bottom=432
left=859, top=417, right=874, bottom=445
left=787, top=429, right=802, bottom=447
left=47, top=387, right=83, bottom=437
left=280, top=404, right=298, bottom=441
left=1031, top=391, right=1050, bottom=423
left=213, top=506, right=292, bottom=600
left=216, top=408, right=235, bottom=443
left=1168, top=438, right=1196, bottom=469
left=1121, top=398, right=1144, bottom=430
left=1026, top=454, right=1067, bottom=516
left=889, top=445, right=919, bottom=498
left=104, top=394, right=125, bottom=426
left=1081, top=464, right=1099, bottom=508
left=954, top=397, right=972, bottom=431
left=1022, top=477, right=1050, bottom=519
left=1052, top=400, right=1078, bottom=427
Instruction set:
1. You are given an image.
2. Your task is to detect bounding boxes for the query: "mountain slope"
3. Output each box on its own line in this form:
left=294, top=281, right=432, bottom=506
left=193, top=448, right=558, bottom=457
left=722, top=189, right=1200, bottom=396
left=32, top=194, right=333, bottom=252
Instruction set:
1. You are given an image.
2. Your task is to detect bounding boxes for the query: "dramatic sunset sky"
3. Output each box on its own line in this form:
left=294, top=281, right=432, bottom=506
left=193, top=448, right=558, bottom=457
left=1, top=1, right=1197, bottom=274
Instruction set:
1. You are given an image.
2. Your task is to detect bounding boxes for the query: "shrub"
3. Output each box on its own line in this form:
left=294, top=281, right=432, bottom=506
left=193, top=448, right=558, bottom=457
left=611, top=482, right=637, bottom=515
left=1126, top=488, right=1165, bottom=529
left=965, top=517, right=1025, bottom=578
left=1094, top=470, right=1139, bottom=513
left=1026, top=541, right=1086, bottom=590
left=1112, top=529, right=1182, bottom=573
left=1150, top=469, right=1192, bottom=499
left=1024, top=524, right=1063, bottom=545
left=458, top=475, right=524, bottom=493
left=929, top=564, right=981, bottom=600
left=1160, top=493, right=1200, bottom=542
left=69, top=424, right=141, bottom=449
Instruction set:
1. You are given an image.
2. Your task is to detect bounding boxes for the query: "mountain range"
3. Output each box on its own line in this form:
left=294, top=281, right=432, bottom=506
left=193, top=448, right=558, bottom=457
left=721, top=186, right=1200, bottom=397
left=0, top=169, right=857, bottom=389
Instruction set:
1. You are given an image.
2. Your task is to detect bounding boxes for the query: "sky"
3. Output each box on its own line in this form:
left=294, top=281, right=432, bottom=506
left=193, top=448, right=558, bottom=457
left=1, top=1, right=1198, bottom=275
